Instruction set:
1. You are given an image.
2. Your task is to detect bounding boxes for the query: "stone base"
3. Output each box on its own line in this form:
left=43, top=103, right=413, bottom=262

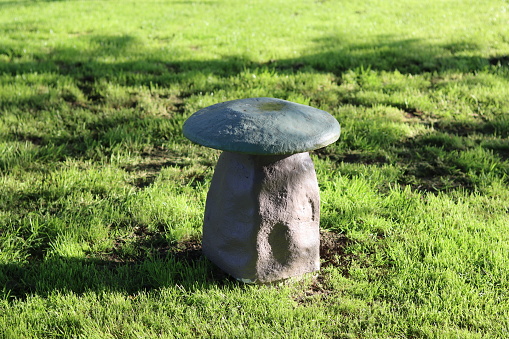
left=202, top=151, right=320, bottom=283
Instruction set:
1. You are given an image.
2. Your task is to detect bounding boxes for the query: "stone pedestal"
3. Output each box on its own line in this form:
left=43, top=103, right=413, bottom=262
left=202, top=151, right=320, bottom=283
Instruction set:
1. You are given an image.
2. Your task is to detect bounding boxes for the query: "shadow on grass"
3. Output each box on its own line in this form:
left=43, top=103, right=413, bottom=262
left=0, top=239, right=233, bottom=301
left=0, top=230, right=352, bottom=301
left=1, top=30, right=507, bottom=300
left=1, top=32, right=505, bottom=110
left=1, top=32, right=508, bottom=189
left=1, top=32, right=506, bottom=93
left=275, top=35, right=501, bottom=75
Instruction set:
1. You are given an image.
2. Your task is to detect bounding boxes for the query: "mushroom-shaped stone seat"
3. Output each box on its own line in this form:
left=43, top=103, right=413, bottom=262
left=183, top=97, right=340, bottom=283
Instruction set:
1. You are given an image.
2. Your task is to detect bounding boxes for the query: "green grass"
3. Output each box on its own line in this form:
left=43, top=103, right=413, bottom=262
left=1, top=0, right=509, bottom=337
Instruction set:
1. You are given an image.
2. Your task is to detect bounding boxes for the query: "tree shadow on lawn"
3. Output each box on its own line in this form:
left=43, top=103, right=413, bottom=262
left=2, top=32, right=508, bottom=192
left=1, top=32, right=506, bottom=96
left=2, top=34, right=506, bottom=137
left=1, top=32, right=505, bottom=115
left=274, top=35, right=507, bottom=75
left=0, top=229, right=351, bottom=301
left=0, top=238, right=224, bottom=301
left=1, top=32, right=507, bottom=300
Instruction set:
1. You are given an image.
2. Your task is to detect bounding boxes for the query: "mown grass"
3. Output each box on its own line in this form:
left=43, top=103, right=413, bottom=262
left=1, top=0, right=509, bottom=337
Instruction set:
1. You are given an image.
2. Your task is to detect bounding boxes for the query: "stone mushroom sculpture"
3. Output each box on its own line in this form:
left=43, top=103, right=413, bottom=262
left=183, top=97, right=340, bottom=283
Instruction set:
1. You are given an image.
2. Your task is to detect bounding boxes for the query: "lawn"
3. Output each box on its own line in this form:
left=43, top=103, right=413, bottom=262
left=1, top=0, right=509, bottom=337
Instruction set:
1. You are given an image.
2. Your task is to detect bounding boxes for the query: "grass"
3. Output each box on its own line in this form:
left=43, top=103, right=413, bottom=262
left=1, top=0, right=509, bottom=337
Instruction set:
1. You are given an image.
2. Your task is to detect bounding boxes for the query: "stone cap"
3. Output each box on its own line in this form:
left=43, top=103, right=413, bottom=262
left=182, top=97, right=341, bottom=155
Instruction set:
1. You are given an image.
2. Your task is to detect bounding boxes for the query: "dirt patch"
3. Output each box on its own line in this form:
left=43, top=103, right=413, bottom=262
left=174, top=229, right=352, bottom=286
left=105, top=227, right=353, bottom=288
left=166, top=229, right=351, bottom=269
left=314, top=148, right=389, bottom=166
left=319, top=229, right=352, bottom=269
left=294, top=230, right=352, bottom=304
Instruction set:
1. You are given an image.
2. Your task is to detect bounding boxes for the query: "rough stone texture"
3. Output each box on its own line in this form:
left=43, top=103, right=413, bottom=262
left=202, top=151, right=320, bottom=283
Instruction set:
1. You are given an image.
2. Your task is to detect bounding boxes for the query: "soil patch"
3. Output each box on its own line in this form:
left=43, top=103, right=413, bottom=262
left=106, top=227, right=353, bottom=287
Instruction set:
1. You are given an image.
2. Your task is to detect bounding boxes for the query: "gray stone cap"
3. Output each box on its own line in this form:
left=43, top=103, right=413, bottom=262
left=182, top=97, right=341, bottom=155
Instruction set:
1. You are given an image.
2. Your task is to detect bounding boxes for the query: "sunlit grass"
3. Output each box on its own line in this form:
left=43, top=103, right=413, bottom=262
left=1, top=0, right=509, bottom=337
